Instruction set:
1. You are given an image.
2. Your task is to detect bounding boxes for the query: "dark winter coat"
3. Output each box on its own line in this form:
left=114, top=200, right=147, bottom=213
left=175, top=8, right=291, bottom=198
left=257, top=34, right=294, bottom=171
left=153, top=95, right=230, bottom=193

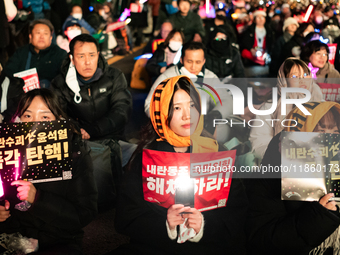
left=50, top=54, right=132, bottom=141
left=169, top=11, right=205, bottom=42
left=246, top=133, right=340, bottom=255
left=115, top=140, right=248, bottom=255
left=205, top=45, right=245, bottom=78
left=4, top=44, right=67, bottom=82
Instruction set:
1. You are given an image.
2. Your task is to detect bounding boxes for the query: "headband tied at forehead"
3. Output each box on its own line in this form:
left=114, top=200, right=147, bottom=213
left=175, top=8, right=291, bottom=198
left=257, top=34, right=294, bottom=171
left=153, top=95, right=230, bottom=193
left=149, top=75, right=218, bottom=153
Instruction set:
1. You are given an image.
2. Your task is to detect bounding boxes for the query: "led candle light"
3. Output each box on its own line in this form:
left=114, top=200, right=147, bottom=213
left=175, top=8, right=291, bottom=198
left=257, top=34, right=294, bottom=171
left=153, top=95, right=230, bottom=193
left=0, top=173, right=5, bottom=206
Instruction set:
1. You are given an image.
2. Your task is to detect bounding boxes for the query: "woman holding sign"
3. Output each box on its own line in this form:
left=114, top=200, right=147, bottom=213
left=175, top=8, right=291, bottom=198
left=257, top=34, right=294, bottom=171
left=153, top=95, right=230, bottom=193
left=114, top=76, right=247, bottom=254
left=246, top=101, right=340, bottom=255
left=249, top=57, right=323, bottom=161
left=0, top=89, right=97, bottom=254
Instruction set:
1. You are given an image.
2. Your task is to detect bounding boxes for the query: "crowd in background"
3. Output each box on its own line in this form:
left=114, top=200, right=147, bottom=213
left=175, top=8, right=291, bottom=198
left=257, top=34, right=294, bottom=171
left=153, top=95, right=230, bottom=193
left=2, top=0, right=340, bottom=254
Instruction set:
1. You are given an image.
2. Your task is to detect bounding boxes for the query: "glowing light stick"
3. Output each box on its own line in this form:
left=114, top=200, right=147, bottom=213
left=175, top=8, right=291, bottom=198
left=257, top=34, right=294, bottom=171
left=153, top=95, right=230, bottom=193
left=304, top=5, right=314, bottom=22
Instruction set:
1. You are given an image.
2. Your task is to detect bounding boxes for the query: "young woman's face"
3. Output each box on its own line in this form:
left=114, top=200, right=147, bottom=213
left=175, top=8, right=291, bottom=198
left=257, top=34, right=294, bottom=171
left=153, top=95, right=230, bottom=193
left=313, top=110, right=340, bottom=134
left=169, top=89, right=200, bottom=137
left=170, top=32, right=183, bottom=43
left=287, top=64, right=311, bottom=90
left=309, top=48, right=328, bottom=69
left=20, top=96, right=56, bottom=122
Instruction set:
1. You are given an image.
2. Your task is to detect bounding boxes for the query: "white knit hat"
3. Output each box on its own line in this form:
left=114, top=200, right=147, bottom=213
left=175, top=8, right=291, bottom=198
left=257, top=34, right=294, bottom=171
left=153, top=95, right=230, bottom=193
left=253, top=10, right=267, bottom=18
left=282, top=17, right=299, bottom=32
left=281, top=3, right=290, bottom=10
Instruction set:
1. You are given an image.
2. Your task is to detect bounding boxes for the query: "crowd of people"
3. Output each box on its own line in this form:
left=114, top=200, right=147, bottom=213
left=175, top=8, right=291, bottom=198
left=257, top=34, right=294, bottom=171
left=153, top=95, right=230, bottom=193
left=1, top=0, right=340, bottom=254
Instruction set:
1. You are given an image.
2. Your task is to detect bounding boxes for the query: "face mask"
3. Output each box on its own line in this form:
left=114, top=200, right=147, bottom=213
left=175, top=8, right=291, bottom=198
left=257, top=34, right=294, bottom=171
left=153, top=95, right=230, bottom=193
left=216, top=14, right=226, bottom=20
left=169, top=41, right=182, bottom=52
left=72, top=13, right=82, bottom=20
left=268, top=12, right=274, bottom=17
left=211, top=39, right=228, bottom=54
left=315, top=16, right=323, bottom=24
left=67, top=29, right=82, bottom=41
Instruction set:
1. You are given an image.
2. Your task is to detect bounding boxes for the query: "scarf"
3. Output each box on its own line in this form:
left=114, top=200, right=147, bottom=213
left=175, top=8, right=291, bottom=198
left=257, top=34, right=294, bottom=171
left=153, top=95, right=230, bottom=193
left=255, top=26, right=266, bottom=49
left=273, top=58, right=323, bottom=135
left=283, top=101, right=340, bottom=255
left=284, top=101, right=340, bottom=132
left=149, top=75, right=218, bottom=153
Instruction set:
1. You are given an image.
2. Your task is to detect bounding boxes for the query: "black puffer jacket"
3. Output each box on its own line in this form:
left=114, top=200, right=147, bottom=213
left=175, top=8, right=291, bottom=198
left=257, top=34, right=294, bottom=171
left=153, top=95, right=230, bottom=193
left=0, top=134, right=98, bottom=251
left=205, top=27, right=245, bottom=79
left=4, top=44, right=67, bottom=83
left=246, top=133, right=340, bottom=255
left=51, top=54, right=132, bottom=141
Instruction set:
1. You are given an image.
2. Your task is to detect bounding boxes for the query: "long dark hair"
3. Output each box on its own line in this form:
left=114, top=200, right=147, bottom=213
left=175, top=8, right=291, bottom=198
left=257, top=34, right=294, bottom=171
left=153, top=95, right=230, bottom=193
left=127, top=77, right=200, bottom=170
left=12, top=88, right=67, bottom=122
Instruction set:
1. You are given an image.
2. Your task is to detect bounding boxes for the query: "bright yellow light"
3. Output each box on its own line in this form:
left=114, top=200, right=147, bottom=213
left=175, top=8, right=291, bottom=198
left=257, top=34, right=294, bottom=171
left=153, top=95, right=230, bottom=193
left=231, top=13, right=238, bottom=19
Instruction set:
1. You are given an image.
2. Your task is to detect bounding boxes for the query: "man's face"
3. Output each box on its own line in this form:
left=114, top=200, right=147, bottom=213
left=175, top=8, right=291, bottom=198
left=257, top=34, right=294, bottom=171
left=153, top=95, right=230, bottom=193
left=72, top=42, right=99, bottom=81
left=160, top=22, right=173, bottom=39
left=179, top=1, right=190, bottom=16
left=29, top=24, right=52, bottom=51
left=181, top=49, right=205, bottom=76
left=255, top=15, right=266, bottom=26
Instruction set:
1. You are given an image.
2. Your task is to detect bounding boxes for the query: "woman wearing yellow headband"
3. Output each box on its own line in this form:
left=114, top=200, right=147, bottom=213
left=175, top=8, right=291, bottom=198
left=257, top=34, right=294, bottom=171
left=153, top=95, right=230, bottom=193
left=113, top=76, right=247, bottom=254
left=247, top=101, right=340, bottom=255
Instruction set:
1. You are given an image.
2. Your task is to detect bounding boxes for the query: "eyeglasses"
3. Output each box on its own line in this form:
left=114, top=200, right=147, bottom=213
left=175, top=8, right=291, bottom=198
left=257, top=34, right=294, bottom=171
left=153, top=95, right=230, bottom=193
left=290, top=73, right=310, bottom=78
left=315, top=52, right=328, bottom=58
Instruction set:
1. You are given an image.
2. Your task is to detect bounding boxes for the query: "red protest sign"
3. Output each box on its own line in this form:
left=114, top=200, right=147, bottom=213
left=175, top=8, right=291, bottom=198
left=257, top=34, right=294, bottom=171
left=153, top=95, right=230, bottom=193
left=318, top=83, right=340, bottom=103
left=13, top=68, right=40, bottom=93
left=142, top=149, right=236, bottom=212
left=328, top=43, right=337, bottom=66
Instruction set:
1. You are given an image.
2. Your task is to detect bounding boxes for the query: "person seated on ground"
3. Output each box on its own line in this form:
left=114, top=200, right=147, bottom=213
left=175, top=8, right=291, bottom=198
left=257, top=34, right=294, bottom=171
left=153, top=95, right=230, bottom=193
left=269, top=17, right=299, bottom=77
left=249, top=58, right=323, bottom=161
left=278, top=22, right=315, bottom=64
left=323, top=6, right=340, bottom=28
left=0, top=88, right=97, bottom=255
left=203, top=8, right=237, bottom=46
left=4, top=19, right=67, bottom=88
left=240, top=9, right=275, bottom=66
left=143, top=20, right=173, bottom=54
left=114, top=75, right=248, bottom=255
left=246, top=101, right=340, bottom=255
left=300, top=40, right=340, bottom=83
left=144, top=41, right=237, bottom=144
left=321, top=19, right=340, bottom=44
left=51, top=34, right=132, bottom=202
left=57, top=19, right=83, bottom=52
left=205, top=27, right=245, bottom=81
left=169, top=0, right=205, bottom=42
left=62, top=4, right=96, bottom=35
left=146, top=29, right=184, bottom=82
left=0, top=63, right=25, bottom=122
